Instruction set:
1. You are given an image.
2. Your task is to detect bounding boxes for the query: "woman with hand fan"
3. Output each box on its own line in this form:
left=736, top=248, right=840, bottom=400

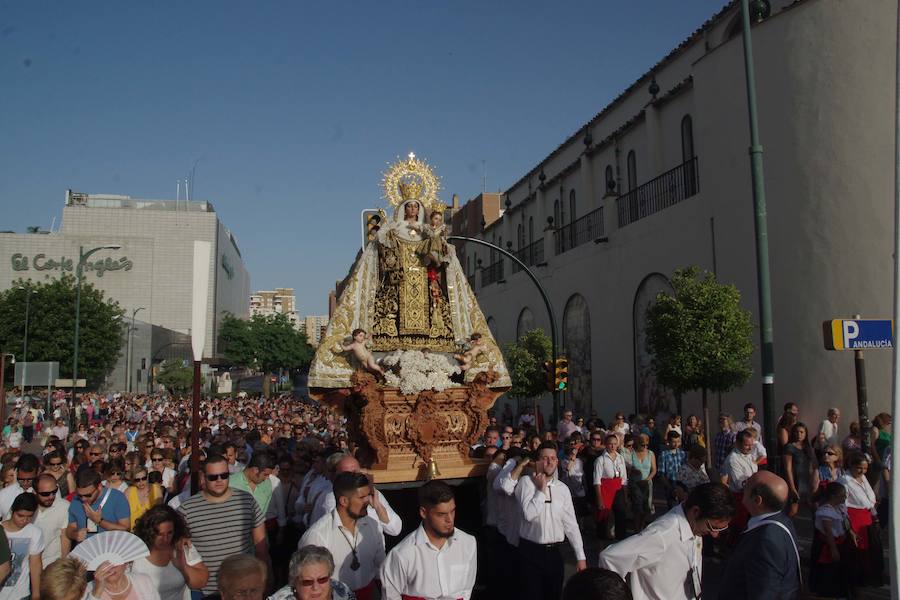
left=88, top=560, right=159, bottom=600
left=0, top=492, right=45, bottom=600
left=131, top=505, right=208, bottom=600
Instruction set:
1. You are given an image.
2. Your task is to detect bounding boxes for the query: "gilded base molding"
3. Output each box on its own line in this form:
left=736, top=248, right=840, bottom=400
left=312, top=370, right=507, bottom=482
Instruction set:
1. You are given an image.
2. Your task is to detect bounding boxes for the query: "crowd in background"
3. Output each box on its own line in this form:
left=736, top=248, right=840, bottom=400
left=0, top=387, right=889, bottom=599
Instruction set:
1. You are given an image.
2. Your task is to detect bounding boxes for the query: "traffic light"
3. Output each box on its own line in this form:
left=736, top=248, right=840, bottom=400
left=542, top=360, right=554, bottom=392
left=361, top=209, right=384, bottom=249
left=554, top=357, right=569, bottom=391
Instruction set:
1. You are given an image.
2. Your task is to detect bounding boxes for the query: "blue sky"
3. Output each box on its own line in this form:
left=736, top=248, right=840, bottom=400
left=1, top=0, right=727, bottom=314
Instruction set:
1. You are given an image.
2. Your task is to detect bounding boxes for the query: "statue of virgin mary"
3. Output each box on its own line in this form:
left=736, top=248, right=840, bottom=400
left=308, top=153, right=510, bottom=390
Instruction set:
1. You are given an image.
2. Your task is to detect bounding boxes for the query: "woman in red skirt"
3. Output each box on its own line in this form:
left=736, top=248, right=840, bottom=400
left=593, top=433, right=628, bottom=540
left=809, top=482, right=854, bottom=597
left=838, top=452, right=884, bottom=587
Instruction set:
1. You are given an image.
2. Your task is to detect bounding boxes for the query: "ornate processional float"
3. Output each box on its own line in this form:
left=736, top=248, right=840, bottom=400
left=308, top=154, right=510, bottom=482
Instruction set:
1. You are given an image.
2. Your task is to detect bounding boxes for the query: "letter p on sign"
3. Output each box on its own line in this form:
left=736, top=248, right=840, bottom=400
left=843, top=321, right=860, bottom=347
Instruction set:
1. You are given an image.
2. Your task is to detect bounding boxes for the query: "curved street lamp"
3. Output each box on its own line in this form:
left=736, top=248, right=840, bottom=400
left=71, top=244, right=121, bottom=419
left=127, top=306, right=146, bottom=393
left=16, top=286, right=37, bottom=395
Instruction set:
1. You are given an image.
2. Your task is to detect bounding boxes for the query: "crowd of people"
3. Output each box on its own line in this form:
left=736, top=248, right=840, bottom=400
left=0, top=388, right=888, bottom=600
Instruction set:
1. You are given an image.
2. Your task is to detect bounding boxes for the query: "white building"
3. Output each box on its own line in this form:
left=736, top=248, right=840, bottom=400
left=0, top=191, right=250, bottom=391
left=461, top=0, right=896, bottom=427
left=250, top=288, right=301, bottom=330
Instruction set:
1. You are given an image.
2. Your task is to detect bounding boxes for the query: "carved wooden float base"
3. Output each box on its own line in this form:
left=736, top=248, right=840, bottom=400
left=310, top=370, right=507, bottom=483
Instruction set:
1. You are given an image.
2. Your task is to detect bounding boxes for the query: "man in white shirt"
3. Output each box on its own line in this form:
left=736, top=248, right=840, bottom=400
left=817, top=407, right=841, bottom=448
left=381, top=480, right=477, bottom=600
left=300, top=472, right=385, bottom=600
left=33, top=473, right=71, bottom=566
left=0, top=453, right=40, bottom=519
left=732, top=403, right=762, bottom=436
left=599, top=482, right=736, bottom=600
left=720, top=429, right=758, bottom=538
left=309, top=454, right=402, bottom=537
left=515, top=442, right=586, bottom=600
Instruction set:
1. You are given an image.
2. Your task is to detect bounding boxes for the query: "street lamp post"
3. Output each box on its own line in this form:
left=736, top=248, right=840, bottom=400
left=127, top=307, right=146, bottom=394
left=72, top=245, right=121, bottom=421
left=17, top=286, right=36, bottom=396
left=739, top=0, right=778, bottom=456
left=0, top=353, right=15, bottom=427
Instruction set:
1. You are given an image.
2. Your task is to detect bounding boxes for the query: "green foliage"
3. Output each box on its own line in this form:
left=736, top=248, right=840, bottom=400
left=502, top=328, right=552, bottom=398
left=220, top=312, right=314, bottom=373
left=0, top=275, right=125, bottom=387
left=156, top=360, right=195, bottom=393
left=646, top=267, right=754, bottom=396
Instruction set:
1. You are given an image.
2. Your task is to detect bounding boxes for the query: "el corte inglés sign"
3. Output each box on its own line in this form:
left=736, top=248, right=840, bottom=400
left=11, top=253, right=133, bottom=277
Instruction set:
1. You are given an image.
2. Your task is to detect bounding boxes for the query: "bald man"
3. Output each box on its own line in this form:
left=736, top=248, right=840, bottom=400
left=308, top=454, right=402, bottom=536
left=718, top=471, right=800, bottom=599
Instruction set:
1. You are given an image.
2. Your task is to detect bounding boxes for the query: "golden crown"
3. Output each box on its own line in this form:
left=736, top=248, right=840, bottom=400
left=382, top=152, right=442, bottom=211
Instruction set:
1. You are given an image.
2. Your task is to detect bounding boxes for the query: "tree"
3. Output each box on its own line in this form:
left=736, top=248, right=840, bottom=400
left=646, top=267, right=754, bottom=465
left=0, top=276, right=125, bottom=388
left=503, top=329, right=552, bottom=428
left=156, top=360, right=195, bottom=393
left=219, top=312, right=314, bottom=395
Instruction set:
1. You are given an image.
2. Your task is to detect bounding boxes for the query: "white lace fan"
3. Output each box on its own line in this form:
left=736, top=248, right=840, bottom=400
left=69, top=531, right=150, bottom=570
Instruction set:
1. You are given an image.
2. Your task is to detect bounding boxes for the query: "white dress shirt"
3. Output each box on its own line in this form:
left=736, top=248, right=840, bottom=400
left=721, top=450, right=758, bottom=491
left=839, top=473, right=877, bottom=512
left=299, top=510, right=385, bottom=591
left=514, top=475, right=586, bottom=561
left=34, top=496, right=70, bottom=565
left=819, top=419, right=839, bottom=446
left=594, top=452, right=628, bottom=485
left=599, top=504, right=702, bottom=600
left=310, top=484, right=402, bottom=537
left=381, top=524, right=477, bottom=600
left=266, top=474, right=287, bottom=527
left=493, top=459, right=523, bottom=545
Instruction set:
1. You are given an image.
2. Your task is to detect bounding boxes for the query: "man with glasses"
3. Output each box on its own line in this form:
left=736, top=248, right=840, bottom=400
left=599, top=482, right=736, bottom=599
left=33, top=473, right=70, bottom=565
left=558, top=410, right=579, bottom=443
left=65, top=468, right=130, bottom=543
left=0, top=453, right=41, bottom=519
left=179, top=454, right=269, bottom=598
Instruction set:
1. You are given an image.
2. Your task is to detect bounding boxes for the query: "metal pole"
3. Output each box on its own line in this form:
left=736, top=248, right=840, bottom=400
left=739, top=0, right=777, bottom=455
left=854, top=348, right=872, bottom=457
left=72, top=251, right=83, bottom=425
left=889, top=4, right=900, bottom=595
left=22, top=290, right=30, bottom=394
left=0, top=353, right=7, bottom=427
left=190, top=359, right=201, bottom=494
left=448, top=235, right=561, bottom=424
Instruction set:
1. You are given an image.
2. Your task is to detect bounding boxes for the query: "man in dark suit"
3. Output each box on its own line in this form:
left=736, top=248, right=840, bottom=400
left=718, top=470, right=800, bottom=600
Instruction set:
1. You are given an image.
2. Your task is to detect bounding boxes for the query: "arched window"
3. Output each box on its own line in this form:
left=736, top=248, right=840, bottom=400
left=553, top=199, right=560, bottom=228
left=559, top=189, right=567, bottom=226
left=562, top=294, right=592, bottom=416
left=516, top=307, right=535, bottom=341
left=627, top=150, right=637, bottom=191
left=528, top=217, right=534, bottom=245
left=633, top=273, right=677, bottom=417
left=605, top=165, right=616, bottom=195
left=569, top=189, right=576, bottom=223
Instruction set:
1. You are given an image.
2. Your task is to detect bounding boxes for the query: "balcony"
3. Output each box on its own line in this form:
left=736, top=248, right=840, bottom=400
left=616, top=157, right=699, bottom=228
left=481, top=260, right=505, bottom=287
left=554, top=207, right=604, bottom=255
left=511, top=238, right=545, bottom=273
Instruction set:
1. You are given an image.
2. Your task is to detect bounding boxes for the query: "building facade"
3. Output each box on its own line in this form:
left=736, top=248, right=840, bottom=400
left=0, top=191, right=251, bottom=391
left=461, top=0, right=896, bottom=427
left=250, top=288, right=300, bottom=329
left=300, top=315, right=329, bottom=347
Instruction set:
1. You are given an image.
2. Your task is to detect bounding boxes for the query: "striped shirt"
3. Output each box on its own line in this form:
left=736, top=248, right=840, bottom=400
left=178, top=488, right=264, bottom=595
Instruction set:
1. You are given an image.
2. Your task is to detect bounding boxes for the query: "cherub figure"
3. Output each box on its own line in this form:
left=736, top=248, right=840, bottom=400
left=420, top=210, right=451, bottom=266
left=454, top=332, right=485, bottom=371
left=343, top=328, right=384, bottom=376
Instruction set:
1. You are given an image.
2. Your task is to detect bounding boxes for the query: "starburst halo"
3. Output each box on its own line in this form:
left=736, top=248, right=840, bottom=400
left=381, top=152, right=443, bottom=212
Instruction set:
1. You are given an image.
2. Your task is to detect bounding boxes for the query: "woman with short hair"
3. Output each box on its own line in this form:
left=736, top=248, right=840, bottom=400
left=40, top=558, right=87, bottom=600
left=269, top=545, right=355, bottom=600
left=132, top=505, right=208, bottom=600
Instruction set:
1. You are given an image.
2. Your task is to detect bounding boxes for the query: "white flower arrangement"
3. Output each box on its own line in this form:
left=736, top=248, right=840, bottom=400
left=381, top=349, right=461, bottom=395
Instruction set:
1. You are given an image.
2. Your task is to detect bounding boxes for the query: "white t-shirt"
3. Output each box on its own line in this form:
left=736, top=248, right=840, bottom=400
left=0, top=523, right=44, bottom=600
left=34, top=498, right=70, bottom=566
left=132, top=543, right=203, bottom=600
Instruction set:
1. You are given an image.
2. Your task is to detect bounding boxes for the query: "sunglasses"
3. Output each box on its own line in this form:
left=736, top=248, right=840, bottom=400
left=151, top=457, right=163, bottom=461
left=89, top=452, right=103, bottom=456
left=37, top=489, right=58, bottom=497
left=205, top=472, right=229, bottom=481
left=133, top=475, right=148, bottom=482
left=17, top=476, right=35, bottom=483
left=78, top=489, right=97, bottom=499
left=299, top=576, right=330, bottom=587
